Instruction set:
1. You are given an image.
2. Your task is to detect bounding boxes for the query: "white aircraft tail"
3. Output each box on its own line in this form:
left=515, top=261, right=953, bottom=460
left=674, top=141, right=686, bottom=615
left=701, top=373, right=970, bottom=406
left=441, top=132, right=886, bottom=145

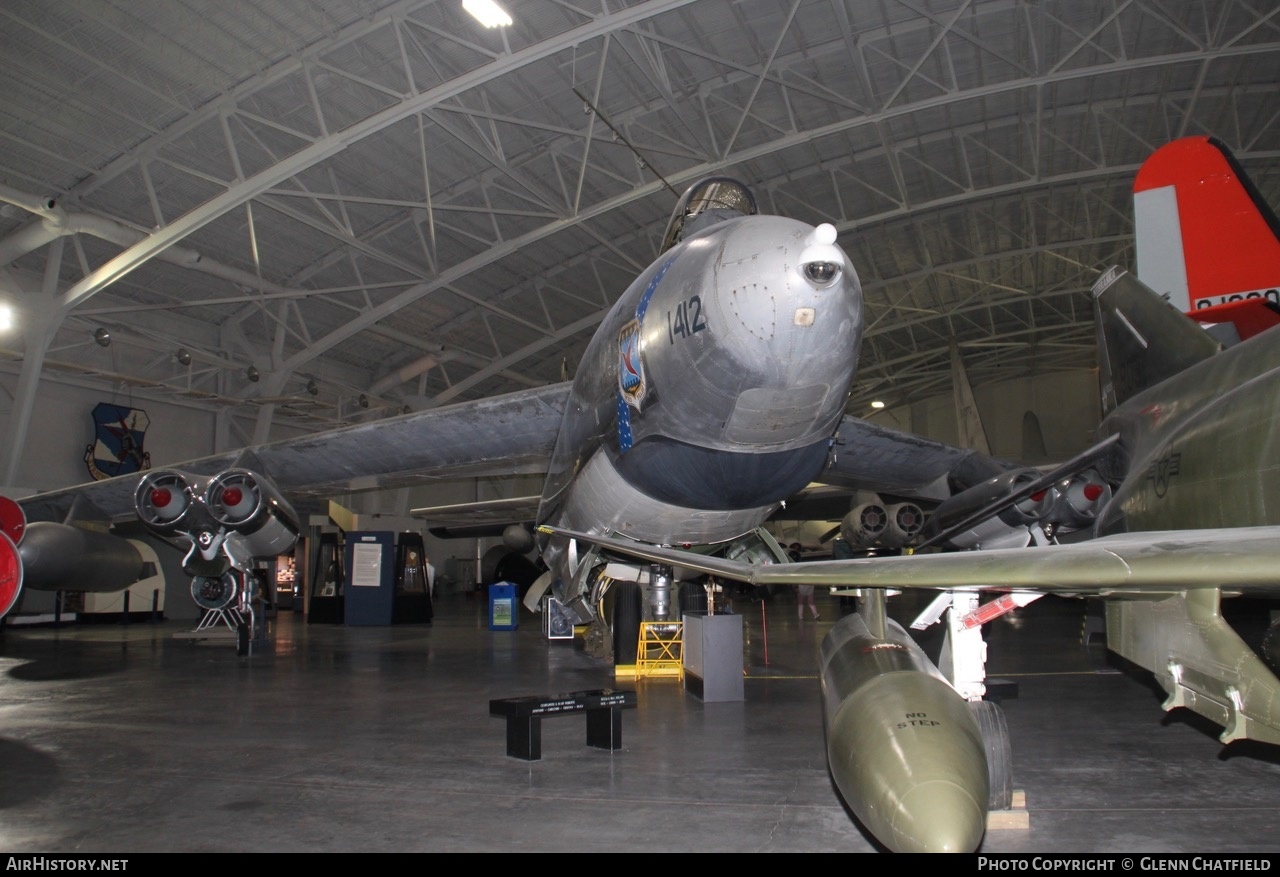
left=1133, top=136, right=1280, bottom=339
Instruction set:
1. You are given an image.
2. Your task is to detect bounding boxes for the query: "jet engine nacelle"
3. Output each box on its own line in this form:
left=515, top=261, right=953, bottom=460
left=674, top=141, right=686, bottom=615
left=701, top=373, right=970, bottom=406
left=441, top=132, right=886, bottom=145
left=502, top=523, right=535, bottom=554
left=17, top=522, right=148, bottom=593
left=882, top=502, right=925, bottom=548
left=135, top=467, right=299, bottom=568
left=840, top=499, right=924, bottom=548
left=205, top=469, right=299, bottom=558
left=0, top=532, right=21, bottom=617
left=135, top=469, right=206, bottom=535
left=0, top=496, right=27, bottom=616
left=1047, top=470, right=1112, bottom=531
left=841, top=501, right=888, bottom=548
left=923, top=468, right=1056, bottom=550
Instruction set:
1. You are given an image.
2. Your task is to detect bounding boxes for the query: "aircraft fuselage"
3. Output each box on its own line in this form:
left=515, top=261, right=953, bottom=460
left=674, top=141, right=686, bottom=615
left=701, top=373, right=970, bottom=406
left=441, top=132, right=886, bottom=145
left=537, top=212, right=863, bottom=579
left=1097, top=325, right=1280, bottom=535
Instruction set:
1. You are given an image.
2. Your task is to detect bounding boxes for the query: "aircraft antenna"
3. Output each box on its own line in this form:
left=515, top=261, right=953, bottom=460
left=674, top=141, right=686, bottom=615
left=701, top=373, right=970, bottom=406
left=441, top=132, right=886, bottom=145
left=572, top=87, right=680, bottom=199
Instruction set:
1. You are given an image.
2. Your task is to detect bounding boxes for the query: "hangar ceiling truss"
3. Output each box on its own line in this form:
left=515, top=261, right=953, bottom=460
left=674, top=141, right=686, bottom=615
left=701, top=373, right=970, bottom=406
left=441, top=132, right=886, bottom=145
left=0, top=0, right=1277, bottom=471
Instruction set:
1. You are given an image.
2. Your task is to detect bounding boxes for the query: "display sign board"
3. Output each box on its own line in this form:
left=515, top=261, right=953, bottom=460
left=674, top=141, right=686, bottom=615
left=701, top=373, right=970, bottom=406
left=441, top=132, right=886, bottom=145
left=342, top=532, right=394, bottom=625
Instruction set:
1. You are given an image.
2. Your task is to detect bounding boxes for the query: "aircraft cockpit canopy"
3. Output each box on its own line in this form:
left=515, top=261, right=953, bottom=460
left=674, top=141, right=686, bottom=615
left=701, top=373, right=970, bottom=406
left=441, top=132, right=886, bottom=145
left=660, top=177, right=759, bottom=253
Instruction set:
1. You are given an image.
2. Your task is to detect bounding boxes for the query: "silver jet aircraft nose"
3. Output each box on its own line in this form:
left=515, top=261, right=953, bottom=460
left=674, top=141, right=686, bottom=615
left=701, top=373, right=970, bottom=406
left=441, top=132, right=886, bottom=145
left=641, top=214, right=863, bottom=456
left=537, top=205, right=864, bottom=552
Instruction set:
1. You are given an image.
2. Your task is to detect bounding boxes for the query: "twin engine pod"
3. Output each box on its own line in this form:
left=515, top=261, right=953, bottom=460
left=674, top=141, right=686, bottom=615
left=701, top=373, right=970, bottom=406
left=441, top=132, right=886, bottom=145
left=134, top=468, right=300, bottom=568
left=841, top=497, right=924, bottom=549
left=922, top=467, right=1114, bottom=550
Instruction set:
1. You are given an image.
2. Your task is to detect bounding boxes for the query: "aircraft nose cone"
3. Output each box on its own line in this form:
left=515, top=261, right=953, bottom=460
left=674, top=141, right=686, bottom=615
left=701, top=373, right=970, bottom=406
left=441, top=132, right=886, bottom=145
left=892, top=781, right=986, bottom=853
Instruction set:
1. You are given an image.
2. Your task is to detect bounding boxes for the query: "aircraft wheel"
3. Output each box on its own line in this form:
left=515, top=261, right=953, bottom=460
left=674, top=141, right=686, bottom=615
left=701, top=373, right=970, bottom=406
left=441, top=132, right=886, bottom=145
left=612, top=581, right=642, bottom=667
left=679, top=581, right=708, bottom=614
left=970, top=699, right=1013, bottom=811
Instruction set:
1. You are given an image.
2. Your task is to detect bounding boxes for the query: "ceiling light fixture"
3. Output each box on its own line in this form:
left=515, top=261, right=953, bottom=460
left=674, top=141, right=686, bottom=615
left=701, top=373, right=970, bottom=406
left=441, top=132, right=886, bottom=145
left=246, top=365, right=260, bottom=382
left=0, top=303, right=11, bottom=332
left=94, top=327, right=111, bottom=347
left=870, top=400, right=885, bottom=409
left=176, top=348, right=191, bottom=366
left=463, top=0, right=512, bottom=28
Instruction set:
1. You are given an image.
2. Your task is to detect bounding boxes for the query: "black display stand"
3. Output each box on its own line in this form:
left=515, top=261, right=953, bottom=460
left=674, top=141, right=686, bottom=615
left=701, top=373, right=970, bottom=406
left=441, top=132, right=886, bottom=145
left=307, top=531, right=345, bottom=624
left=489, top=689, right=637, bottom=761
left=392, top=531, right=434, bottom=624
left=683, top=611, right=745, bottom=702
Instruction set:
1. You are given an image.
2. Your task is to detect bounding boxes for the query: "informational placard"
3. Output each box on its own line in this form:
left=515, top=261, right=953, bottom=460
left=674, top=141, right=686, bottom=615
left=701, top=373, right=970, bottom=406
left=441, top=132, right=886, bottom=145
left=492, top=596, right=513, bottom=626
left=351, top=541, right=383, bottom=588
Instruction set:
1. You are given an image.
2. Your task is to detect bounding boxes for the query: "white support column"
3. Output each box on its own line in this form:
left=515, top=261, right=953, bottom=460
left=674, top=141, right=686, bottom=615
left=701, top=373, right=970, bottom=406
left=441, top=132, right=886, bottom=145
left=2, top=238, right=65, bottom=488
left=214, top=407, right=232, bottom=455
left=251, top=368, right=293, bottom=446
left=942, top=592, right=988, bottom=702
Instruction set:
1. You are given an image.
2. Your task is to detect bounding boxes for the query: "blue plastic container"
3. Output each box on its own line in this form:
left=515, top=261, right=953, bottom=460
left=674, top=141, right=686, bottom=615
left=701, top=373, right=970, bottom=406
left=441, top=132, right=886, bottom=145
left=488, top=582, right=518, bottom=631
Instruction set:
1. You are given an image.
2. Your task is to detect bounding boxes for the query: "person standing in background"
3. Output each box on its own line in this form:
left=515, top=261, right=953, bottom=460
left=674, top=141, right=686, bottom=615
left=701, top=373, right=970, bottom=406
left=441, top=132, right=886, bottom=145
left=790, top=542, right=819, bottom=620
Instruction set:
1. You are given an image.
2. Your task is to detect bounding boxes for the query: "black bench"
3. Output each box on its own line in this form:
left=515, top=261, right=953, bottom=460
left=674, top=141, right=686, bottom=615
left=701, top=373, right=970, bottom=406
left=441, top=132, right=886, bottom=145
left=489, top=688, right=638, bottom=761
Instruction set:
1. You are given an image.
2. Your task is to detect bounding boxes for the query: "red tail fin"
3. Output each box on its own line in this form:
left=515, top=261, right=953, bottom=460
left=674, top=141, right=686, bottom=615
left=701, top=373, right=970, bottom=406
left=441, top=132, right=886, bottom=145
left=1133, top=136, right=1280, bottom=320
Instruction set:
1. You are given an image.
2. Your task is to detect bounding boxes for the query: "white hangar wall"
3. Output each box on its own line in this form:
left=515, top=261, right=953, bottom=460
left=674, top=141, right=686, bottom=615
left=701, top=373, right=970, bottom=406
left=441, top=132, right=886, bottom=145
left=0, top=376, right=223, bottom=494
left=870, top=369, right=1101, bottom=464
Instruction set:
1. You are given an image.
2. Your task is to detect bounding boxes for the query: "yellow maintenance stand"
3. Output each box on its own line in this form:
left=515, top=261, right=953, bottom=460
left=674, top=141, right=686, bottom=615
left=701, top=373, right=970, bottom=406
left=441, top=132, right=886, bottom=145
left=633, top=620, right=684, bottom=680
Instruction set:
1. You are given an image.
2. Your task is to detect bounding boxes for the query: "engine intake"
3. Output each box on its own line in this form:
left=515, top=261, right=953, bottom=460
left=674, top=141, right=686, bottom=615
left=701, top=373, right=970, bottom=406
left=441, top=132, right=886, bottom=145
left=841, top=500, right=889, bottom=548
left=135, top=470, right=201, bottom=533
left=882, top=502, right=925, bottom=548
left=0, top=532, right=22, bottom=618
left=206, top=468, right=299, bottom=557
left=207, top=469, right=267, bottom=528
left=1049, top=470, right=1112, bottom=531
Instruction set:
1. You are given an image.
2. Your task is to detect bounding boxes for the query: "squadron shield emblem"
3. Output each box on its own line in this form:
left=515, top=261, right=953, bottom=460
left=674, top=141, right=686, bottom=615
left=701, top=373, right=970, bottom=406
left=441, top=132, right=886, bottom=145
left=85, top=402, right=152, bottom=481
left=618, top=318, right=649, bottom=412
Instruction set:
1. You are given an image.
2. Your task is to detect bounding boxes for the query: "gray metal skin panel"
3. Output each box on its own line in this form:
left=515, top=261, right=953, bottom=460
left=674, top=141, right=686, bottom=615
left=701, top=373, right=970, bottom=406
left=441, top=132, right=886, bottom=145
left=18, top=382, right=569, bottom=525
left=535, top=213, right=863, bottom=571
left=1091, top=274, right=1280, bottom=536
left=1094, top=268, right=1223, bottom=416
left=822, top=416, right=1006, bottom=499
left=1087, top=271, right=1280, bottom=749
